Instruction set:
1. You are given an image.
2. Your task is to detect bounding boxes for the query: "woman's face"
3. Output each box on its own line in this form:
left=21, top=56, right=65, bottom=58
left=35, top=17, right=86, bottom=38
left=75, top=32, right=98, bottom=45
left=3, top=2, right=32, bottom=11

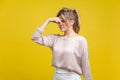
left=57, top=15, right=69, bottom=32
left=57, top=15, right=74, bottom=32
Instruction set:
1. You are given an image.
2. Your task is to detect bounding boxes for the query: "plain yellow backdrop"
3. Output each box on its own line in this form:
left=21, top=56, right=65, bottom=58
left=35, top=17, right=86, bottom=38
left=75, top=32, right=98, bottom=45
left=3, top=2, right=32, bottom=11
left=0, top=0, right=120, bottom=80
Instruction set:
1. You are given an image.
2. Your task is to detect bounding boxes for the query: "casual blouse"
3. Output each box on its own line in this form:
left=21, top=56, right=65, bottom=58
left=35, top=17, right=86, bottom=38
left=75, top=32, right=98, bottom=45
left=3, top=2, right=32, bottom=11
left=31, top=26, right=92, bottom=80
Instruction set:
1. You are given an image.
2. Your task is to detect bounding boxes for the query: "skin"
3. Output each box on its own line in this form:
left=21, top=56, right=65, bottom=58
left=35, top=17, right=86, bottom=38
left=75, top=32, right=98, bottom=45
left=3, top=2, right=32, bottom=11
left=48, top=15, right=78, bottom=38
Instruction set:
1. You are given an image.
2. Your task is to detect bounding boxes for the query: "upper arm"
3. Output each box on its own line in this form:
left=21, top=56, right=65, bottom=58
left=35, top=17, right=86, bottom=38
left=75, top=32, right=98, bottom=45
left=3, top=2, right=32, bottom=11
left=31, top=27, right=57, bottom=48
left=42, top=34, right=57, bottom=47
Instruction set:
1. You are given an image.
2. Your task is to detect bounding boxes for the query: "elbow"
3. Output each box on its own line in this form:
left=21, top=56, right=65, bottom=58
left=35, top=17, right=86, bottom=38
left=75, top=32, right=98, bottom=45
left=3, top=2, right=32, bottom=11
left=31, top=37, right=34, bottom=41
left=31, top=35, right=36, bottom=41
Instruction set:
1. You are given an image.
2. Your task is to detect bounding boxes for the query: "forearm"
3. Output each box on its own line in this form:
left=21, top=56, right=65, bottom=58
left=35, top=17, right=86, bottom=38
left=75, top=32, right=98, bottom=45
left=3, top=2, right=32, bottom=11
left=31, top=17, right=60, bottom=44
left=31, top=19, right=50, bottom=44
left=37, top=19, right=50, bottom=32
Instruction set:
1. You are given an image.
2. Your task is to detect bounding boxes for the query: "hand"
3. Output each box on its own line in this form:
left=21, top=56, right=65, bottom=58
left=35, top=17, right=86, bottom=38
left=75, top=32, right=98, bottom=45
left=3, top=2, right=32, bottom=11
left=47, top=17, right=61, bottom=23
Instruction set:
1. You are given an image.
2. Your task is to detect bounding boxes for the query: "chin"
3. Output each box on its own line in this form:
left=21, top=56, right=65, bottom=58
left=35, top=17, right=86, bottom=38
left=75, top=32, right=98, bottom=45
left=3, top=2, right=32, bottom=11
left=59, top=26, right=67, bottom=32
left=60, top=28, right=66, bottom=32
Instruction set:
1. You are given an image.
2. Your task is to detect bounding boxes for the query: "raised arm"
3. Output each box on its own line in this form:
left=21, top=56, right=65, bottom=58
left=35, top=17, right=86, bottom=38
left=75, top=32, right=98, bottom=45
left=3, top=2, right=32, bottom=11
left=31, top=19, right=49, bottom=45
left=31, top=17, right=61, bottom=47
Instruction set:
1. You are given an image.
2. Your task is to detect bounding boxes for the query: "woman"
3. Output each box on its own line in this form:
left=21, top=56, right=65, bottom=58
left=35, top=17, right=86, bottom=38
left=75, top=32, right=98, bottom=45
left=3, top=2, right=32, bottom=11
left=31, top=8, right=92, bottom=80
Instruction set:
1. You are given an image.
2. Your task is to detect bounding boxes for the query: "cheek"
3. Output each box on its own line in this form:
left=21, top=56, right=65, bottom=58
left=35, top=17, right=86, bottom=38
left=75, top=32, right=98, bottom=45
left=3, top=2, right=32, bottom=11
left=58, top=23, right=68, bottom=29
left=61, top=23, right=67, bottom=27
left=63, top=23, right=69, bottom=29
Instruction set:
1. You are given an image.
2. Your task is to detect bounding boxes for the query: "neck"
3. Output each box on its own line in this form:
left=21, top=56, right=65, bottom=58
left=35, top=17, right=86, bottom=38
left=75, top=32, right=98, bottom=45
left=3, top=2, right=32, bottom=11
left=64, top=27, right=77, bottom=38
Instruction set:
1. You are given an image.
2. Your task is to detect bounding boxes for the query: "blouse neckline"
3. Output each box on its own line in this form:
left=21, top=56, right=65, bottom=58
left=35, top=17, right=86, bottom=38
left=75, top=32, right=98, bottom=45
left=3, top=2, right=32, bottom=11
left=60, top=35, right=80, bottom=40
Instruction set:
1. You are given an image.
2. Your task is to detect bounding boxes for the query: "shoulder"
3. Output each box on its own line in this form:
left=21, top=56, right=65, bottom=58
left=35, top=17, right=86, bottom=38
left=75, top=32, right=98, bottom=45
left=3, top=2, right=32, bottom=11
left=77, top=35, right=88, bottom=45
left=78, top=35, right=87, bottom=41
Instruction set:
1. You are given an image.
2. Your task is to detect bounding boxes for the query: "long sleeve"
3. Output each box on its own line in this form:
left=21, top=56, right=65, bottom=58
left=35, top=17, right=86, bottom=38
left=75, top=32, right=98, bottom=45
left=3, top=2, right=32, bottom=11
left=81, top=38, right=92, bottom=80
left=31, top=26, right=56, bottom=48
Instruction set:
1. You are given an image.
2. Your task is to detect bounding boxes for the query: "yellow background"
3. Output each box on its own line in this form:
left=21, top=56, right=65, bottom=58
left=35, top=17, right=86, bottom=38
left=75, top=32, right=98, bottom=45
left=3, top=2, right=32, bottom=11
left=0, top=0, right=120, bottom=80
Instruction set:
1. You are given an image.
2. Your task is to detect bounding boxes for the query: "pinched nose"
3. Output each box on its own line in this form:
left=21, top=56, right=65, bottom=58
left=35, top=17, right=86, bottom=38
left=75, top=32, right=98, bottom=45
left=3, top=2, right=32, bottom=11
left=58, top=22, right=63, bottom=26
left=58, top=22, right=63, bottom=25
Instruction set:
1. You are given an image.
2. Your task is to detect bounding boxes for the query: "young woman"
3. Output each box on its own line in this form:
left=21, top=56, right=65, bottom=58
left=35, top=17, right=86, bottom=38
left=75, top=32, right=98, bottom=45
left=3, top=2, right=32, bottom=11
left=31, top=8, right=92, bottom=80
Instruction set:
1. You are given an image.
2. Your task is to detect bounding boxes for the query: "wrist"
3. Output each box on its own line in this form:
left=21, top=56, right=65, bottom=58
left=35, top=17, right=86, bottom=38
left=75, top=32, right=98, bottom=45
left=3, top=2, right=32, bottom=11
left=46, top=18, right=51, bottom=23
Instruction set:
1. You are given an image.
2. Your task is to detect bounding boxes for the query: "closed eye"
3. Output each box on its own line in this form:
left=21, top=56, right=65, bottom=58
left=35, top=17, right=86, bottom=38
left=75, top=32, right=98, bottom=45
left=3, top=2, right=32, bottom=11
left=61, top=20, right=65, bottom=23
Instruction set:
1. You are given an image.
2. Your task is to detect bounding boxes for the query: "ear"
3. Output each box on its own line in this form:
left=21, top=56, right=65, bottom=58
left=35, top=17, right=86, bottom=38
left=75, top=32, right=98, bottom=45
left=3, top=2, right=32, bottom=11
left=70, top=20, right=75, bottom=26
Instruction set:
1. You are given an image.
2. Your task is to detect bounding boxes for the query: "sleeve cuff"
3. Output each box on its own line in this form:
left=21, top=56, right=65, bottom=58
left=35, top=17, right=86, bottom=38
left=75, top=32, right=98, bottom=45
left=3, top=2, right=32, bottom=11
left=36, top=26, right=44, bottom=33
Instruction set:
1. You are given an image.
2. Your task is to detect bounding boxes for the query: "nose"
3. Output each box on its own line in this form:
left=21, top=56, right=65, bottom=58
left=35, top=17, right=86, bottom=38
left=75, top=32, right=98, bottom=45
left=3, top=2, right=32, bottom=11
left=58, top=22, right=63, bottom=26
left=58, top=22, right=62, bottom=27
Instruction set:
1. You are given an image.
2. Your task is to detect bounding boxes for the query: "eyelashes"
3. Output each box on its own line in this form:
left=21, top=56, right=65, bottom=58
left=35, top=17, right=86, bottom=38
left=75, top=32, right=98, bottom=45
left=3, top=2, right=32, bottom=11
left=57, top=20, right=65, bottom=24
left=61, top=20, right=65, bottom=23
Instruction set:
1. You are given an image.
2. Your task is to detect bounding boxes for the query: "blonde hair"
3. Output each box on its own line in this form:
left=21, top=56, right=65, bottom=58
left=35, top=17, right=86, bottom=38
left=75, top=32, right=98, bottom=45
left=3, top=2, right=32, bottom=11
left=56, top=7, right=80, bottom=34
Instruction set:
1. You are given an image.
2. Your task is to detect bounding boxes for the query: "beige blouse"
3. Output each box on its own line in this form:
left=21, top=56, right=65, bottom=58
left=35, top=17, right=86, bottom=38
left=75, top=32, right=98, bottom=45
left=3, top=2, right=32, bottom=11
left=31, top=26, right=92, bottom=80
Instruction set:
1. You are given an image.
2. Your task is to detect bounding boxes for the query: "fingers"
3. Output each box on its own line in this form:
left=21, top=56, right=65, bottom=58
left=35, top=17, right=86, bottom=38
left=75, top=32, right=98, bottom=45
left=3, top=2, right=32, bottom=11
left=55, top=17, right=61, bottom=23
left=48, top=17, right=61, bottom=23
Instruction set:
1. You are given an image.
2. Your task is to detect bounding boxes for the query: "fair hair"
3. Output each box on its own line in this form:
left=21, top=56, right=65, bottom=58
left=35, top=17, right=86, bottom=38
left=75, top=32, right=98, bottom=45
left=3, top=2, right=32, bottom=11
left=56, top=7, right=80, bottom=34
